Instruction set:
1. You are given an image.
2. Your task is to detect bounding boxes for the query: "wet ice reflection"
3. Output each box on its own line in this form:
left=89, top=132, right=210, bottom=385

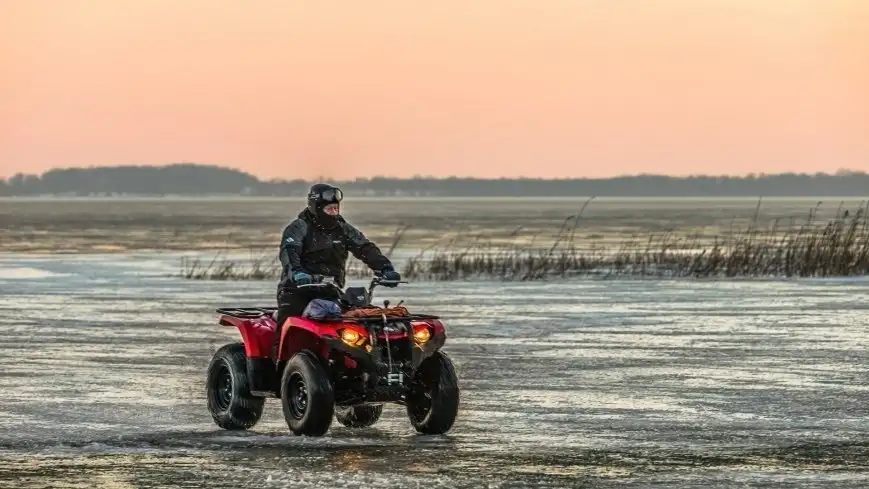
left=2, top=253, right=869, bottom=488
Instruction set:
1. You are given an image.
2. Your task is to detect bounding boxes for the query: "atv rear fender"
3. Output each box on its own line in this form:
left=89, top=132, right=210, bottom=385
left=217, top=314, right=275, bottom=359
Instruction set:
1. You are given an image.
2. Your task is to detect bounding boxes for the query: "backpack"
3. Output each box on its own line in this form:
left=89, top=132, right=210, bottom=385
left=302, top=299, right=343, bottom=320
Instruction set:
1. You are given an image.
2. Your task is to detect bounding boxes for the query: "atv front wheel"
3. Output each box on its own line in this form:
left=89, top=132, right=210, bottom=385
left=206, top=342, right=265, bottom=430
left=406, top=351, right=460, bottom=435
left=335, top=403, right=384, bottom=428
left=280, top=350, right=335, bottom=436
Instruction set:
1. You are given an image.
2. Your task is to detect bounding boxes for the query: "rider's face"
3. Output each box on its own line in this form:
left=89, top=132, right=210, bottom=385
left=323, top=203, right=340, bottom=216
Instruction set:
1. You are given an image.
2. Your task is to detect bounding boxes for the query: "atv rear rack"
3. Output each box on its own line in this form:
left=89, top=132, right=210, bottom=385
left=215, top=307, right=278, bottom=319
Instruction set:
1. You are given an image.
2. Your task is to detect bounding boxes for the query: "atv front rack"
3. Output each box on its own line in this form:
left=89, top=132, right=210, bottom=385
left=346, top=313, right=441, bottom=323
left=215, top=307, right=278, bottom=319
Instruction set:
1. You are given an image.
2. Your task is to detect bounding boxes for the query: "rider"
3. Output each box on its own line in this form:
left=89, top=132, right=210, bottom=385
left=273, top=183, right=401, bottom=352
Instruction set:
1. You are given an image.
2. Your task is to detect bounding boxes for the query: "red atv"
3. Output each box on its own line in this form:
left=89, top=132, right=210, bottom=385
left=205, top=275, right=460, bottom=437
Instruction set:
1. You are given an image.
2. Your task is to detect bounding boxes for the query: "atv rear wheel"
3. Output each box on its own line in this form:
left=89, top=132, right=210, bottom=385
left=406, top=351, right=460, bottom=435
left=335, top=403, right=384, bottom=428
left=280, top=350, right=334, bottom=436
left=206, top=342, right=265, bottom=430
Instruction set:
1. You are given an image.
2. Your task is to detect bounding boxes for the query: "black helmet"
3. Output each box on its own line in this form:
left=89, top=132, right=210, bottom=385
left=306, top=183, right=344, bottom=223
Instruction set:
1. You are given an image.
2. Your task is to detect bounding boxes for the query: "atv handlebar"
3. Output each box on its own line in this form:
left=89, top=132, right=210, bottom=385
left=368, top=276, right=407, bottom=303
left=371, top=277, right=407, bottom=287
left=295, top=275, right=407, bottom=291
left=294, top=274, right=407, bottom=307
left=296, top=274, right=338, bottom=289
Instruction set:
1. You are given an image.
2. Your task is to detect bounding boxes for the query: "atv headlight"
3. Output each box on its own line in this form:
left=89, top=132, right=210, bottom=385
left=412, top=324, right=432, bottom=345
left=339, top=327, right=368, bottom=347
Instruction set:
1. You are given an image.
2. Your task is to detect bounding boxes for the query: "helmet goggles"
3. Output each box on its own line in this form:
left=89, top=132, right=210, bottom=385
left=311, top=188, right=343, bottom=204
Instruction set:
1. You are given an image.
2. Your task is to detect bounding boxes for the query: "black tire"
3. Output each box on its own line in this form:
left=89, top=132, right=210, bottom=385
left=206, top=342, right=265, bottom=430
left=335, top=404, right=384, bottom=428
left=280, top=350, right=334, bottom=436
left=406, top=351, right=460, bottom=435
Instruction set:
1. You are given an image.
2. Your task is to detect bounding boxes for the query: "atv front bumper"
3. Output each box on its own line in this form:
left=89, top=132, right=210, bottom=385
left=325, top=333, right=444, bottom=372
left=324, top=333, right=445, bottom=404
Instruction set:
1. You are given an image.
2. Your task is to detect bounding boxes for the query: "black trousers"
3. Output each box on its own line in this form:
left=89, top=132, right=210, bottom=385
left=273, top=286, right=341, bottom=358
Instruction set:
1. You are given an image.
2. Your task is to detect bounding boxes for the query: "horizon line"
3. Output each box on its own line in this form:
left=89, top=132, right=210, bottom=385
left=3, top=162, right=869, bottom=181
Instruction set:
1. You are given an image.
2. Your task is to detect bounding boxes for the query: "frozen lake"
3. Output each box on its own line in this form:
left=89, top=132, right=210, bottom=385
left=2, top=253, right=869, bottom=488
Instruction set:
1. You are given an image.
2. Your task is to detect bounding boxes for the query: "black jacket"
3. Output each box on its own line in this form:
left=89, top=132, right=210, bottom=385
left=278, top=209, right=393, bottom=290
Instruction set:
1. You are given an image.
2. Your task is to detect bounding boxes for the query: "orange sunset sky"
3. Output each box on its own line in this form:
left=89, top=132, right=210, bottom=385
left=2, top=0, right=867, bottom=180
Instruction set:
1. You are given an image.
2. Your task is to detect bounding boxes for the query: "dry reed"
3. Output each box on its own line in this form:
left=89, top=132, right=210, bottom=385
left=180, top=201, right=869, bottom=281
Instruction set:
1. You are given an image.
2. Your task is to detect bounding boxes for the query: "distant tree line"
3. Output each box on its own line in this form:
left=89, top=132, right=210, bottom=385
left=2, top=163, right=869, bottom=197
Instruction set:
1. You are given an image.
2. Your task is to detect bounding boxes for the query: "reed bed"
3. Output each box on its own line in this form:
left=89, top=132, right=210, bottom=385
left=180, top=201, right=869, bottom=281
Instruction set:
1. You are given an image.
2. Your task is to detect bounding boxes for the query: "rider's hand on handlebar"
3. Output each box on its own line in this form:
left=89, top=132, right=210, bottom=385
left=292, top=271, right=313, bottom=285
left=379, top=268, right=401, bottom=287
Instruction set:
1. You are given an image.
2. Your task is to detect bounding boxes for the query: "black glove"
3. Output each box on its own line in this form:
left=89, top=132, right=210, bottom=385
left=292, top=271, right=313, bottom=285
left=380, top=267, right=401, bottom=286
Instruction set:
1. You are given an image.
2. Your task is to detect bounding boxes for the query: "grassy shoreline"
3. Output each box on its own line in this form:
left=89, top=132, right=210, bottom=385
left=179, top=202, right=869, bottom=281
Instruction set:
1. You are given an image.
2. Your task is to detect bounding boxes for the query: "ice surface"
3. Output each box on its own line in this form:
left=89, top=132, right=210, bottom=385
left=1, top=253, right=869, bottom=488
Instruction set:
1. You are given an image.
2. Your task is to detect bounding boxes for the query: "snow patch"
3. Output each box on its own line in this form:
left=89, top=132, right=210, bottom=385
left=0, top=267, right=71, bottom=279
